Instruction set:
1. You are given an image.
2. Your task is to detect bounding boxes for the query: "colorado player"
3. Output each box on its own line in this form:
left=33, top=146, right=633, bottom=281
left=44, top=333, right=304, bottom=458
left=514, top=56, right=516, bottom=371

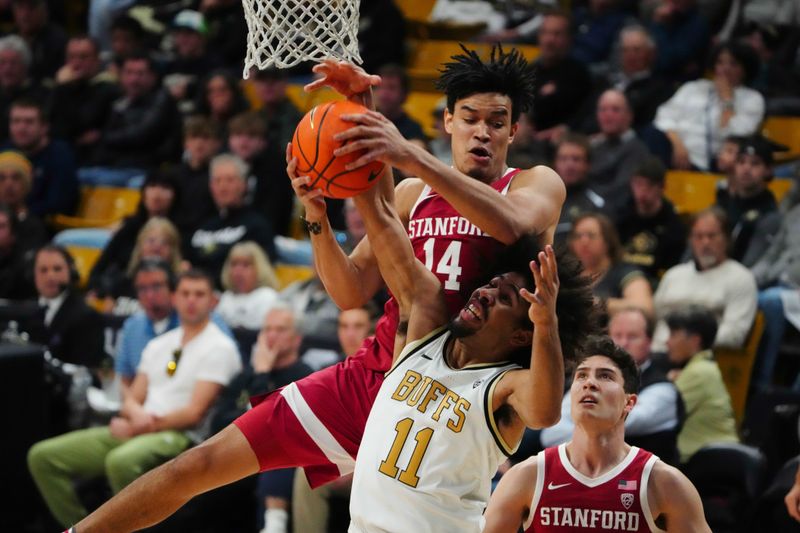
left=68, top=47, right=568, bottom=532
left=483, top=337, right=710, bottom=533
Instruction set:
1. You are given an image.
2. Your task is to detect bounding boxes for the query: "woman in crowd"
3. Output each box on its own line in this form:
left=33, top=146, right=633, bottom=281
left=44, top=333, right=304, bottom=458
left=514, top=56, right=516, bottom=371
left=569, top=212, right=654, bottom=318
left=193, top=70, right=251, bottom=137
left=216, top=241, right=281, bottom=330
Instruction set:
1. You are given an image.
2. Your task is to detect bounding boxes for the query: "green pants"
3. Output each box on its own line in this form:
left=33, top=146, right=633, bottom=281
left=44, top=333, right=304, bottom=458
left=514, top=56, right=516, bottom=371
left=27, top=426, right=191, bottom=528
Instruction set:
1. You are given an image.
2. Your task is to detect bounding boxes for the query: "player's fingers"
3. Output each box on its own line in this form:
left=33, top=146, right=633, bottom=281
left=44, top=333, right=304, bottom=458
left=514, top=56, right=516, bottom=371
left=519, top=287, right=536, bottom=304
left=530, top=259, right=543, bottom=292
left=334, top=138, right=374, bottom=156
left=546, top=245, right=560, bottom=285
left=345, top=151, right=380, bottom=170
left=786, top=495, right=800, bottom=521
left=285, top=142, right=292, bottom=162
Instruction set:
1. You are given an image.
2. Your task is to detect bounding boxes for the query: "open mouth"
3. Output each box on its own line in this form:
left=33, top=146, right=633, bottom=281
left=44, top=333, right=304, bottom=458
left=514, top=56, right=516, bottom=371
left=459, top=297, right=486, bottom=324
left=579, top=395, right=598, bottom=405
left=469, top=147, right=491, bottom=161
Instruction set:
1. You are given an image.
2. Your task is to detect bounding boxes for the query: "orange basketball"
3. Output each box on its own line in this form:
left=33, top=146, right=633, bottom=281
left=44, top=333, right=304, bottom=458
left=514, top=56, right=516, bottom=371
left=291, top=100, right=386, bottom=199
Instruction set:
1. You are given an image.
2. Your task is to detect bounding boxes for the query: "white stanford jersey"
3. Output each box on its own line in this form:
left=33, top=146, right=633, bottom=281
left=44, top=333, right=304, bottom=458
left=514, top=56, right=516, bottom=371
left=349, top=327, right=520, bottom=533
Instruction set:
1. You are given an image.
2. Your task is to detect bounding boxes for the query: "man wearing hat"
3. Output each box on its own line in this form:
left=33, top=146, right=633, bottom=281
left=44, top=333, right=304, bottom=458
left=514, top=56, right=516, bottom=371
left=714, top=134, right=786, bottom=266
left=163, top=9, right=222, bottom=104
left=0, top=149, right=46, bottom=252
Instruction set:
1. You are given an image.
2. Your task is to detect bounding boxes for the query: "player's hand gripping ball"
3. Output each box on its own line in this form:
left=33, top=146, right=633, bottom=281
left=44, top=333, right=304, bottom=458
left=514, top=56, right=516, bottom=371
left=291, top=100, right=386, bottom=199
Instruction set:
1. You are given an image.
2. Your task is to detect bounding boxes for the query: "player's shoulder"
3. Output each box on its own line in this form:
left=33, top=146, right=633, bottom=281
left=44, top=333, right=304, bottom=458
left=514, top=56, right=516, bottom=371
left=647, top=459, right=697, bottom=503
left=510, top=165, right=566, bottom=197
left=394, top=177, right=427, bottom=211
left=507, top=452, right=541, bottom=481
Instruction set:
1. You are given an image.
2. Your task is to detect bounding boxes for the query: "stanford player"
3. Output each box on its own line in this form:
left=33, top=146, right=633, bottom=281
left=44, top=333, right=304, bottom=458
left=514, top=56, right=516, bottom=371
left=69, top=47, right=566, bottom=532
left=484, top=336, right=710, bottom=533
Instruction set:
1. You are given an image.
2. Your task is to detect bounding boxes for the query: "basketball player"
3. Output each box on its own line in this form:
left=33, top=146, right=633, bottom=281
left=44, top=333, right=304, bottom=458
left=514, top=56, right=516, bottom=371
left=482, top=336, right=710, bottom=533
left=68, top=46, right=568, bottom=532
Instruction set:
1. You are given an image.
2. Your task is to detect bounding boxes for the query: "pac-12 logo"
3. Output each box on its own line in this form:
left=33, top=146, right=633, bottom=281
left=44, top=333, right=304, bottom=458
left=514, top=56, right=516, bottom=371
left=620, top=493, right=635, bottom=509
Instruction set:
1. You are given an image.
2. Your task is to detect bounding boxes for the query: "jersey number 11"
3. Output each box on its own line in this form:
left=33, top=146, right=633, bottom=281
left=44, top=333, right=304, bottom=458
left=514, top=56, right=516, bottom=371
left=378, top=418, right=434, bottom=488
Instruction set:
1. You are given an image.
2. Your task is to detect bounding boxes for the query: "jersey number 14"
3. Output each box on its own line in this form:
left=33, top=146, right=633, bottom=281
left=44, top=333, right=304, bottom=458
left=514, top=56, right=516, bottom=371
left=378, top=418, right=434, bottom=488
left=422, top=238, right=462, bottom=291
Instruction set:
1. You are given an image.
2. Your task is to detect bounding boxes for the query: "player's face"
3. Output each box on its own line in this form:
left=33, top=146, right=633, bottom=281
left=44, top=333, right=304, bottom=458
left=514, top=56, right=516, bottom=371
left=451, top=272, right=529, bottom=341
left=445, top=93, right=518, bottom=184
left=570, top=355, right=634, bottom=425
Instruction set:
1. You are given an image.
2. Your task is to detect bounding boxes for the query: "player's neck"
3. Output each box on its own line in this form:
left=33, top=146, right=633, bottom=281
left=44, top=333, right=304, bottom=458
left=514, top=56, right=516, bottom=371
left=447, top=335, right=506, bottom=368
left=566, top=425, right=630, bottom=479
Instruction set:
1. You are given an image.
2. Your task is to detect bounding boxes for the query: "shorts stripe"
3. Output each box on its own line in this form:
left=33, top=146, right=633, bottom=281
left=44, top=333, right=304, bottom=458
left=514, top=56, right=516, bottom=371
left=281, top=382, right=355, bottom=476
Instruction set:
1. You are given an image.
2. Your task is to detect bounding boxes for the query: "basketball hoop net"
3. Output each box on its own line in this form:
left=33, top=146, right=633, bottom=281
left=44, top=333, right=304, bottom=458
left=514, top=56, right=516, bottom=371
left=242, top=0, right=362, bottom=77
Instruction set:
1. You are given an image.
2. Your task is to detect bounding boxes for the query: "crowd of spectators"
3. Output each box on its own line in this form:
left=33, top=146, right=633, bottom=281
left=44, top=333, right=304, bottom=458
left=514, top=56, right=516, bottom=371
left=0, top=0, right=798, bottom=531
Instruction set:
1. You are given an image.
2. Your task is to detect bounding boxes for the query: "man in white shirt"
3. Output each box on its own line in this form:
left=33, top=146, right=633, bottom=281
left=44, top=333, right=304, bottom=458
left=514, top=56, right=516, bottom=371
left=27, top=269, right=242, bottom=530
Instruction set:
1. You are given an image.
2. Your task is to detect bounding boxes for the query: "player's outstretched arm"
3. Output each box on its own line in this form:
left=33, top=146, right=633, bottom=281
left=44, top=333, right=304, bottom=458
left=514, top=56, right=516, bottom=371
left=73, top=424, right=260, bottom=533
left=483, top=457, right=537, bottom=533
left=496, top=246, right=564, bottom=429
left=649, top=461, right=712, bottom=532
left=352, top=175, right=446, bottom=354
left=304, top=59, right=380, bottom=109
left=785, top=461, right=800, bottom=522
left=286, top=143, right=384, bottom=309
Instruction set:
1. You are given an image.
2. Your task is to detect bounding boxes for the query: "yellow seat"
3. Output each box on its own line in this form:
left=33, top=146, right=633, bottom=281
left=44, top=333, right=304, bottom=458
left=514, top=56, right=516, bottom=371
left=64, top=245, right=103, bottom=288
left=663, top=171, right=722, bottom=215
left=404, top=91, right=444, bottom=139
left=52, top=187, right=141, bottom=230
left=274, top=263, right=314, bottom=289
left=396, top=0, right=437, bottom=23
left=762, top=116, right=800, bottom=162
left=715, top=312, right=765, bottom=428
left=768, top=178, right=793, bottom=204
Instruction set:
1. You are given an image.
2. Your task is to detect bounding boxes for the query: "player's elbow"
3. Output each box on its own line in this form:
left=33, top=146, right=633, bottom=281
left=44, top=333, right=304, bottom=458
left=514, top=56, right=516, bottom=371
left=522, top=405, right=561, bottom=429
left=493, top=222, right=527, bottom=246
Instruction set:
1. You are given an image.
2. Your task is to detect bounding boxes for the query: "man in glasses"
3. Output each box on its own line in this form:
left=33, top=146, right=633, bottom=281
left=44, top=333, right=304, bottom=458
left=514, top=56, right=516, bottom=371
left=114, top=258, right=232, bottom=399
left=27, top=269, right=242, bottom=530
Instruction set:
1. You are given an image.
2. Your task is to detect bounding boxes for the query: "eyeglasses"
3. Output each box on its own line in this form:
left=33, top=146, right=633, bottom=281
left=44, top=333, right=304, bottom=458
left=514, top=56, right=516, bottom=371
left=166, top=348, right=182, bottom=377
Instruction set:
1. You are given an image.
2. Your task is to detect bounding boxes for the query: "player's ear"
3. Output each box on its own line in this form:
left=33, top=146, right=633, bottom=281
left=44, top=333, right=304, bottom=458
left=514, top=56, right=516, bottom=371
left=444, top=107, right=453, bottom=135
left=624, top=393, right=637, bottom=413
left=508, top=121, right=519, bottom=143
left=509, top=328, right=532, bottom=348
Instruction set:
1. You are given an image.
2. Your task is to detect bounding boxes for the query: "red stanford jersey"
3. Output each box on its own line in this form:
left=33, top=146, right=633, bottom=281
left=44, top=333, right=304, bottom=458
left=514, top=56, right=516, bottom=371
left=356, top=168, right=521, bottom=371
left=525, top=444, right=664, bottom=533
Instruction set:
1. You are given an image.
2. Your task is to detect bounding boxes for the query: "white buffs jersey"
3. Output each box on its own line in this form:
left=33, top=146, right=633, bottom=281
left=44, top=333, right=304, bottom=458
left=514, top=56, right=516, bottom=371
left=349, top=327, right=520, bottom=533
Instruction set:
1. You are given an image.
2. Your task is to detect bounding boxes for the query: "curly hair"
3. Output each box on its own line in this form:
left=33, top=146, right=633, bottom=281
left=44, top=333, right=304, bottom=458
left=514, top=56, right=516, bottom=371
left=490, top=234, right=600, bottom=367
left=435, top=43, right=536, bottom=123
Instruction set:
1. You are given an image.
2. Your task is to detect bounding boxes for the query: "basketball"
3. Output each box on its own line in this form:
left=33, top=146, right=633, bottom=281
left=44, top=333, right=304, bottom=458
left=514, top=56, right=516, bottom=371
left=291, top=100, right=386, bottom=199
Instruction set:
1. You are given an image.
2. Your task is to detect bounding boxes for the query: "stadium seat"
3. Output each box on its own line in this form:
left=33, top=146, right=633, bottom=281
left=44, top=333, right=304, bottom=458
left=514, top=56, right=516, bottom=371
left=663, top=171, right=722, bottom=215
left=64, top=245, right=103, bottom=288
left=715, top=311, right=765, bottom=427
left=274, top=263, right=314, bottom=289
left=405, top=91, right=444, bottom=139
left=762, top=116, right=800, bottom=162
left=683, top=443, right=766, bottom=533
left=51, top=186, right=141, bottom=230
left=768, top=178, right=794, bottom=205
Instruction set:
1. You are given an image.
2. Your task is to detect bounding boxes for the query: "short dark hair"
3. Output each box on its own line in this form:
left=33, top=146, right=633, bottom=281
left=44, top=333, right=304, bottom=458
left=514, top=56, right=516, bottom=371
left=491, top=235, right=598, bottom=367
left=111, top=14, right=144, bottom=39
left=68, top=34, right=100, bottom=56
left=377, top=64, right=410, bottom=95
left=690, top=207, right=730, bottom=239
left=184, top=115, right=221, bottom=139
left=709, top=41, right=760, bottom=85
left=435, top=44, right=536, bottom=123
left=573, top=335, right=640, bottom=393
left=633, top=156, right=666, bottom=186
left=10, top=97, right=47, bottom=122
left=176, top=268, right=214, bottom=291
left=228, top=111, right=267, bottom=138
left=133, top=257, right=177, bottom=290
left=122, top=51, right=158, bottom=74
left=665, top=305, right=718, bottom=350
left=556, top=132, right=591, bottom=161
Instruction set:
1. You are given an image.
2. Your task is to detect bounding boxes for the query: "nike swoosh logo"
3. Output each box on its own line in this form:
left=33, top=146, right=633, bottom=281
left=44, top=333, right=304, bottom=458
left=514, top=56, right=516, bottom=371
left=367, top=169, right=381, bottom=182
left=547, top=482, right=571, bottom=490
left=421, top=354, right=432, bottom=360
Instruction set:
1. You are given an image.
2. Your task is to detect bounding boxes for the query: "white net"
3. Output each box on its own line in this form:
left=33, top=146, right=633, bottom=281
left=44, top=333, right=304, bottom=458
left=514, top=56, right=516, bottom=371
left=242, top=0, right=362, bottom=77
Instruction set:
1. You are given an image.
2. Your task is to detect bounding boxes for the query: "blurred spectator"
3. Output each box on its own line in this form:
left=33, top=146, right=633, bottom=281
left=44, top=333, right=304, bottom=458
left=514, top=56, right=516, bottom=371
left=506, top=112, right=550, bottom=170
left=227, top=111, right=293, bottom=237
left=174, top=115, right=220, bottom=234
left=602, top=25, right=674, bottom=127
left=279, top=263, right=340, bottom=350
left=210, top=305, right=313, bottom=533
left=11, top=0, right=66, bottom=82
left=715, top=134, right=745, bottom=190
left=569, top=212, right=654, bottom=317
left=252, top=67, right=302, bottom=151
left=0, top=203, right=35, bottom=298
left=92, top=217, right=183, bottom=313
left=665, top=305, right=738, bottom=463
left=750, top=200, right=800, bottom=391
left=104, top=14, right=145, bottom=78
left=217, top=241, right=280, bottom=330
left=742, top=20, right=800, bottom=115
left=90, top=53, right=182, bottom=171
left=87, top=0, right=136, bottom=53
left=88, top=172, right=179, bottom=300
left=0, top=149, right=46, bottom=250
left=114, top=259, right=233, bottom=395
left=4, top=97, right=78, bottom=216
left=540, top=306, right=683, bottom=465
left=651, top=208, right=757, bottom=352
left=530, top=10, right=592, bottom=141
left=374, top=64, right=427, bottom=148
left=358, top=0, right=406, bottom=74
left=27, top=269, right=241, bottom=529
left=163, top=10, right=224, bottom=107
left=193, top=70, right=250, bottom=138
left=714, top=135, right=783, bottom=267
left=427, top=97, right=451, bottom=165
left=187, top=153, right=276, bottom=286
left=553, top=133, right=606, bottom=240
left=588, top=89, right=652, bottom=205
left=613, top=156, right=686, bottom=284
left=654, top=41, right=764, bottom=171
left=200, top=0, right=248, bottom=70
left=647, top=0, right=710, bottom=80
left=0, top=34, right=50, bottom=144
left=571, top=0, right=628, bottom=66
left=50, top=35, right=119, bottom=163
left=21, top=245, right=105, bottom=367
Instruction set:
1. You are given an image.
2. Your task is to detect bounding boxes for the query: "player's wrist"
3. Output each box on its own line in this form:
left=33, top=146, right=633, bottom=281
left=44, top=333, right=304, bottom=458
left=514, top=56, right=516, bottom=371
left=301, top=215, right=326, bottom=235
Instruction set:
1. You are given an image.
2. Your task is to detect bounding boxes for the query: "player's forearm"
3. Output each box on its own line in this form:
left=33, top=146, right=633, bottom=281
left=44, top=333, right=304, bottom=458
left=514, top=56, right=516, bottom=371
left=401, top=147, right=528, bottom=244
left=308, top=216, right=378, bottom=309
left=522, top=317, right=564, bottom=427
